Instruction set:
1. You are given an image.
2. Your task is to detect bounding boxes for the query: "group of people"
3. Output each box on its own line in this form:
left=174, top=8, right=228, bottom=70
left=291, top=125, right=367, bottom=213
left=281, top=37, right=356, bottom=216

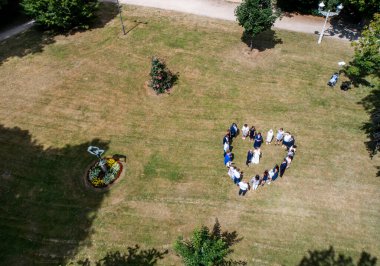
left=223, top=123, right=297, bottom=196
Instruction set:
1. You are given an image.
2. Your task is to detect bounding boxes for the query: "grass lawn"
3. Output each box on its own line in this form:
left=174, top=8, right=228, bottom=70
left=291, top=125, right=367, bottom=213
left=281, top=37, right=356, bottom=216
left=0, top=3, right=379, bottom=265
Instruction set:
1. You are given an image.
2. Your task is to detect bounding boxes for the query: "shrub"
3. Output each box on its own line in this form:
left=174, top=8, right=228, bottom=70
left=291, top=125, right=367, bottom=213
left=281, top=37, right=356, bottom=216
left=21, top=0, right=99, bottom=30
left=149, top=56, right=177, bottom=94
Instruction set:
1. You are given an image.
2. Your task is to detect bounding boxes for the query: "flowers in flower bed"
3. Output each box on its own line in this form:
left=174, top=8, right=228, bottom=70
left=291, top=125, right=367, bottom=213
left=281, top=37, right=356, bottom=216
left=87, top=158, right=123, bottom=188
left=149, top=56, right=178, bottom=94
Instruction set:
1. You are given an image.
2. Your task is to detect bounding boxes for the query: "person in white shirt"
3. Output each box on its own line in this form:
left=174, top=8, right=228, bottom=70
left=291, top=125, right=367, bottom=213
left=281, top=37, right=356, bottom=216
left=233, top=168, right=241, bottom=184
left=275, top=128, right=284, bottom=145
left=250, top=175, right=260, bottom=190
left=238, top=181, right=249, bottom=196
left=228, top=166, right=235, bottom=181
left=223, top=141, right=229, bottom=156
left=266, top=129, right=274, bottom=144
left=241, top=124, right=250, bottom=140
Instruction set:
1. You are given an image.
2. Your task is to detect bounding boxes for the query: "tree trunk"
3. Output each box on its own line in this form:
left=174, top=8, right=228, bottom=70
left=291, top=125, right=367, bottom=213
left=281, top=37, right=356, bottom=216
left=250, top=38, right=253, bottom=51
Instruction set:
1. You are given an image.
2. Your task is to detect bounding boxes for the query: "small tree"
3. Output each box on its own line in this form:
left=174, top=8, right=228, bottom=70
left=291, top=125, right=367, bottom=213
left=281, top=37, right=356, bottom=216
left=21, top=0, right=99, bottom=30
left=174, top=219, right=244, bottom=266
left=235, top=0, right=277, bottom=50
left=344, top=13, right=380, bottom=84
left=149, top=57, right=177, bottom=94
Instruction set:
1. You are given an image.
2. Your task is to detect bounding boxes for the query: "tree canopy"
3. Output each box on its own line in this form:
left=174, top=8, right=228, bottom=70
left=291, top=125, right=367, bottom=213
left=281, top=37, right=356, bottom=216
left=235, top=0, right=277, bottom=49
left=345, top=13, right=380, bottom=84
left=21, top=0, right=99, bottom=30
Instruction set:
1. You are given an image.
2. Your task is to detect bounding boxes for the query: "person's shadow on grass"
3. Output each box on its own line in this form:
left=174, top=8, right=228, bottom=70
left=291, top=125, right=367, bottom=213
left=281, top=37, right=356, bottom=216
left=0, top=124, right=110, bottom=264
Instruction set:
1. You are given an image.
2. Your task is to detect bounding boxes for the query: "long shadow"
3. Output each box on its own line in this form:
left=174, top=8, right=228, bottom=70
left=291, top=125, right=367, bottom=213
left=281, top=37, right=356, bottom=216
left=298, top=246, right=377, bottom=266
left=77, top=245, right=168, bottom=266
left=358, top=85, right=380, bottom=161
left=241, top=30, right=283, bottom=52
left=0, top=124, right=110, bottom=265
left=0, top=2, right=118, bottom=65
left=327, top=17, right=362, bottom=41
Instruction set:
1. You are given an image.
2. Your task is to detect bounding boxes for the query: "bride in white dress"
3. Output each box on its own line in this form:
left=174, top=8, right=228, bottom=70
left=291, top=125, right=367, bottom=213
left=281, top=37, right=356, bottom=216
left=251, top=148, right=261, bottom=164
left=266, top=129, right=274, bottom=144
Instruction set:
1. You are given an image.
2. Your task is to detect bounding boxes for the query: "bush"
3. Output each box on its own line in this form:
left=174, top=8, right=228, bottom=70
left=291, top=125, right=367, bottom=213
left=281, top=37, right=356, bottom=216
left=21, top=0, right=99, bottom=30
left=149, top=57, right=177, bottom=94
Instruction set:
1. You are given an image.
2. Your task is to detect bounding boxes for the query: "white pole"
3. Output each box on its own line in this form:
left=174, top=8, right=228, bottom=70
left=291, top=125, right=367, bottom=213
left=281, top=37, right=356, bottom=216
left=318, top=10, right=330, bottom=44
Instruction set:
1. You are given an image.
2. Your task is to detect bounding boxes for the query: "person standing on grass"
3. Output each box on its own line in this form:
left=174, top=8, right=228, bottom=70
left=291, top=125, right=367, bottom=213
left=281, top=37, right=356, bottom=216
left=261, top=170, right=269, bottom=186
left=223, top=141, right=230, bottom=156
left=254, top=132, right=263, bottom=149
left=252, top=148, right=261, bottom=164
left=282, top=132, right=294, bottom=150
left=233, top=168, right=241, bottom=185
left=249, top=126, right=256, bottom=142
left=268, top=165, right=279, bottom=183
left=279, top=159, right=288, bottom=177
left=251, top=175, right=261, bottom=190
left=246, top=149, right=253, bottom=167
left=288, top=145, right=297, bottom=158
left=275, top=128, right=284, bottom=145
left=223, top=133, right=229, bottom=146
left=266, top=129, right=274, bottom=144
left=285, top=155, right=293, bottom=169
left=241, top=124, right=250, bottom=140
left=230, top=123, right=238, bottom=139
left=238, top=180, right=249, bottom=196
left=228, top=166, right=235, bottom=181
left=224, top=151, right=232, bottom=166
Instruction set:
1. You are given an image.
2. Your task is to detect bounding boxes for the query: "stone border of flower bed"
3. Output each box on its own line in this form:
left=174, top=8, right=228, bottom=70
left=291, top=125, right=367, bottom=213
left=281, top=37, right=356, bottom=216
left=82, top=157, right=127, bottom=192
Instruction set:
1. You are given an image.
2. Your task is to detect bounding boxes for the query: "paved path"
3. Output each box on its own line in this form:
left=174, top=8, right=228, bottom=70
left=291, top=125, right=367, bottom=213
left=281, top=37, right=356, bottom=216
left=115, top=0, right=359, bottom=41
left=0, top=20, right=35, bottom=42
left=1, top=0, right=359, bottom=42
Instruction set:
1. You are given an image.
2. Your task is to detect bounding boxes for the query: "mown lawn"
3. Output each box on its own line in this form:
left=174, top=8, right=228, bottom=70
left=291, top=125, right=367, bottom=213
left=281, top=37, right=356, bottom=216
left=0, top=3, right=379, bottom=265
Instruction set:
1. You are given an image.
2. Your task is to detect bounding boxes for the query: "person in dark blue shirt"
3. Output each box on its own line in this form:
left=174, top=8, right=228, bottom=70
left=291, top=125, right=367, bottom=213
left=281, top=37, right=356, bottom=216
left=230, top=123, right=238, bottom=138
left=249, top=126, right=256, bottom=142
left=246, top=149, right=253, bottom=166
left=253, top=132, right=263, bottom=149
left=279, top=159, right=288, bottom=177
left=271, top=165, right=279, bottom=182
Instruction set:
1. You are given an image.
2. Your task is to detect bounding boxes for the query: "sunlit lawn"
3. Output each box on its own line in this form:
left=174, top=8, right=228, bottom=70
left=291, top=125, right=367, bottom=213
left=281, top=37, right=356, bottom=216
left=0, top=3, right=379, bottom=265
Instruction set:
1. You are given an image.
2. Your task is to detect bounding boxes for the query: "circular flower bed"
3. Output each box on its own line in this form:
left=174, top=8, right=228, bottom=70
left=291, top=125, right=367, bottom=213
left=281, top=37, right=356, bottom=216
left=87, top=158, right=123, bottom=188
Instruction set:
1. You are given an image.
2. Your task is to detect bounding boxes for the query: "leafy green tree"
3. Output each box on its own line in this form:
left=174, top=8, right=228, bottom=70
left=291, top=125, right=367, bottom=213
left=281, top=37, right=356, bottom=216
left=345, top=13, right=380, bottom=84
left=343, top=0, right=380, bottom=19
left=174, top=219, right=244, bottom=266
left=235, top=0, right=277, bottom=50
left=21, top=0, right=99, bottom=30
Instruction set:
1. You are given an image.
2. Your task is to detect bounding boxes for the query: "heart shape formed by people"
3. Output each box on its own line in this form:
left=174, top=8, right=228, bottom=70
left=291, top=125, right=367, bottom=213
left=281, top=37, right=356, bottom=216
left=223, top=123, right=297, bottom=196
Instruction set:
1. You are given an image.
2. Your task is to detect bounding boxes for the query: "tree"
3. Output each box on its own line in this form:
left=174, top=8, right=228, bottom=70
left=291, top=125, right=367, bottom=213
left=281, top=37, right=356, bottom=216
left=344, top=13, right=380, bottom=84
left=0, top=0, right=7, bottom=10
left=343, top=0, right=380, bottom=19
left=21, top=0, right=99, bottom=30
left=235, top=0, right=277, bottom=50
left=174, top=219, right=245, bottom=266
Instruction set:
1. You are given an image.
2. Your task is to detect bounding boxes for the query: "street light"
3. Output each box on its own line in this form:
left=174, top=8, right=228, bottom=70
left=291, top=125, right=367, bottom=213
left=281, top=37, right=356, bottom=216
left=116, top=0, right=126, bottom=35
left=317, top=2, right=343, bottom=44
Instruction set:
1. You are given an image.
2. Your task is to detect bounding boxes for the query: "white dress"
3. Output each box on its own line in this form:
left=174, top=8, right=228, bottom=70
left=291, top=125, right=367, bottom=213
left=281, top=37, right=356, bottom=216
left=251, top=149, right=260, bottom=164
left=266, top=129, right=273, bottom=143
left=241, top=125, right=249, bottom=138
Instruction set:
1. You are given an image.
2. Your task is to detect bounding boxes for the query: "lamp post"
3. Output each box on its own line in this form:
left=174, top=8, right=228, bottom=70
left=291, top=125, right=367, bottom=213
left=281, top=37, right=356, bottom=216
left=317, top=2, right=343, bottom=44
left=116, top=0, right=126, bottom=35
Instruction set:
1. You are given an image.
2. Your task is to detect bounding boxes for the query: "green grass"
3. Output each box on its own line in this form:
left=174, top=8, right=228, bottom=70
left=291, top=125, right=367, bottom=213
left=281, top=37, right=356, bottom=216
left=0, top=3, right=379, bottom=265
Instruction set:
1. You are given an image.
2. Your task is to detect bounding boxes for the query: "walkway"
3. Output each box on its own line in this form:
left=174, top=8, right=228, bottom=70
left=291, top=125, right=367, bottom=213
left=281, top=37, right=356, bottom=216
left=1, top=0, right=360, bottom=42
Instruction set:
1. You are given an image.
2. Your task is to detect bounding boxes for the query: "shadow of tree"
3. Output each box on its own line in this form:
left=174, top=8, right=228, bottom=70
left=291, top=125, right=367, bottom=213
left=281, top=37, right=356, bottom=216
left=77, top=245, right=168, bottom=266
left=298, top=246, right=377, bottom=266
left=0, top=124, right=110, bottom=265
left=0, top=2, right=118, bottom=65
left=357, top=85, right=380, bottom=159
left=241, top=30, right=283, bottom=52
left=327, top=17, right=362, bottom=41
left=211, top=219, right=247, bottom=266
